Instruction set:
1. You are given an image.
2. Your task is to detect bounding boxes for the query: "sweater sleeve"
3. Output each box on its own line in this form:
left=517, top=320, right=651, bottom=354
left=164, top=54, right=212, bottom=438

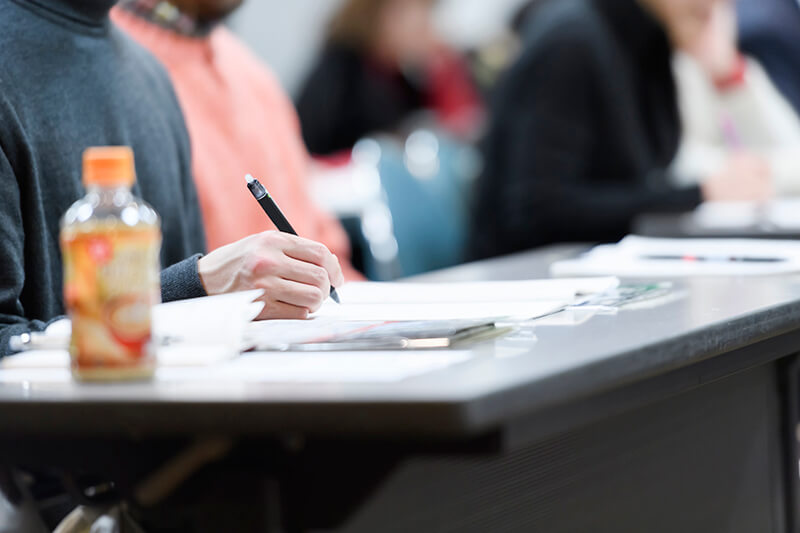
left=0, top=142, right=52, bottom=357
left=160, top=254, right=207, bottom=302
left=497, top=34, right=701, bottom=250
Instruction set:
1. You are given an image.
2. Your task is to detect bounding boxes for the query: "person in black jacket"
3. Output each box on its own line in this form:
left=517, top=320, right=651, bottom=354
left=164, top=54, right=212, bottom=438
left=469, top=0, right=773, bottom=260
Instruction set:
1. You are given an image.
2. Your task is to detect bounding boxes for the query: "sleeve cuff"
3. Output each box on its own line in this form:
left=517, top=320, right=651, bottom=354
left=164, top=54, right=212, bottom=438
left=160, top=254, right=207, bottom=303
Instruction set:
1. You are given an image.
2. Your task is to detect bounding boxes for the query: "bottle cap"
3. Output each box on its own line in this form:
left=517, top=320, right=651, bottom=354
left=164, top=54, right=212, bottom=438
left=83, top=146, right=136, bottom=187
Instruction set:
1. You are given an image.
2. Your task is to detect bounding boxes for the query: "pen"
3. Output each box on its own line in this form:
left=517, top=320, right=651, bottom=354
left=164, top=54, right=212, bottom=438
left=245, top=174, right=341, bottom=304
left=641, top=255, right=784, bottom=263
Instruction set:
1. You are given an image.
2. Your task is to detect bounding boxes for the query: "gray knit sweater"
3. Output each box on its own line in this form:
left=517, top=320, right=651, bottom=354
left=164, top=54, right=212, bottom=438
left=0, top=0, right=208, bottom=356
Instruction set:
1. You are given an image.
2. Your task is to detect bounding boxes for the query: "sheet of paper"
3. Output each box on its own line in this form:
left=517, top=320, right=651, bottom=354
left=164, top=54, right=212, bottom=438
left=333, top=278, right=619, bottom=303
left=692, top=200, right=800, bottom=231
left=692, top=202, right=760, bottom=229
left=1, top=343, right=237, bottom=370
left=552, top=236, right=800, bottom=277
left=0, top=350, right=473, bottom=384
left=308, top=278, right=618, bottom=321
left=7, top=291, right=264, bottom=356
left=312, top=300, right=570, bottom=321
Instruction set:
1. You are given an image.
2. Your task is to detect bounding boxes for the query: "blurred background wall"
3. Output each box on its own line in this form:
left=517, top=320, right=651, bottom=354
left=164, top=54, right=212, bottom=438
left=228, top=0, right=530, bottom=96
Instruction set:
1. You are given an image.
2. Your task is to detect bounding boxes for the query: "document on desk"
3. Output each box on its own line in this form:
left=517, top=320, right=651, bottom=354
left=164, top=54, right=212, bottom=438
left=309, top=278, right=619, bottom=321
left=551, top=236, right=800, bottom=277
left=692, top=200, right=800, bottom=230
left=242, top=278, right=618, bottom=351
left=0, top=349, right=474, bottom=384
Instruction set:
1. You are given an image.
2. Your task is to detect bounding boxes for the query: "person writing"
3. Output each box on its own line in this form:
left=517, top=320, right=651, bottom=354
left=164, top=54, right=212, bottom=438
left=111, top=0, right=361, bottom=282
left=672, top=0, right=800, bottom=196
left=470, top=0, right=772, bottom=260
left=0, top=0, right=343, bottom=357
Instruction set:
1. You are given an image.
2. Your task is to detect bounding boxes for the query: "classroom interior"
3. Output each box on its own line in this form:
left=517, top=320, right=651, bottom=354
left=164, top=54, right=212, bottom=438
left=2, top=0, right=800, bottom=531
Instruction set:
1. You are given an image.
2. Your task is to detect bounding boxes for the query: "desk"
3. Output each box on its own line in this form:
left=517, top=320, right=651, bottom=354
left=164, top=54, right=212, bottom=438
left=2, top=245, right=800, bottom=532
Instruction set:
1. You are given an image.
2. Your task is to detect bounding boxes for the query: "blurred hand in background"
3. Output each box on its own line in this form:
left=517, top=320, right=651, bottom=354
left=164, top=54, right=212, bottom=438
left=681, top=0, right=740, bottom=84
left=701, top=152, right=773, bottom=202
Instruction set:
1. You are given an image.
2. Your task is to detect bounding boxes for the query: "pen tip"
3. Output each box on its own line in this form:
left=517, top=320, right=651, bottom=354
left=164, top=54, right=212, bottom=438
left=245, top=174, right=255, bottom=185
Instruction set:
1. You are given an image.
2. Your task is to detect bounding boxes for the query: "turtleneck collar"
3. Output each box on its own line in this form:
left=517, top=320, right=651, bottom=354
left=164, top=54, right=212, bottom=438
left=593, top=0, right=671, bottom=62
left=11, top=0, right=116, bottom=28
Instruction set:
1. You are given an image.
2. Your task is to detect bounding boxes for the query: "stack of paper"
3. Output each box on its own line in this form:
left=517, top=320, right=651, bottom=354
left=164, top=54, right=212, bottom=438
left=551, top=236, right=800, bottom=277
left=244, top=278, right=619, bottom=349
left=693, top=200, right=800, bottom=231
left=310, top=278, right=619, bottom=321
left=0, top=350, right=474, bottom=384
left=5, top=290, right=264, bottom=363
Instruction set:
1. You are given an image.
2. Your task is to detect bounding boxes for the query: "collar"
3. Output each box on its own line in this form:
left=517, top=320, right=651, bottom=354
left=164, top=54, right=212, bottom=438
left=12, top=0, right=116, bottom=27
left=592, top=0, right=671, bottom=62
left=117, top=0, right=215, bottom=38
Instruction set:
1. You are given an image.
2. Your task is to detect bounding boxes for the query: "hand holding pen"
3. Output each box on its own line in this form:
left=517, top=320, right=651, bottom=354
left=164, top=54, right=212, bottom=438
left=245, top=174, right=341, bottom=302
left=195, top=175, right=344, bottom=320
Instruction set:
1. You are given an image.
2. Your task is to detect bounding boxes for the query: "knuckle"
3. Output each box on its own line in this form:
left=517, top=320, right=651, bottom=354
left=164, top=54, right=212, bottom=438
left=312, top=266, right=328, bottom=286
left=307, top=287, right=325, bottom=311
left=261, top=230, right=286, bottom=247
left=311, top=243, right=328, bottom=263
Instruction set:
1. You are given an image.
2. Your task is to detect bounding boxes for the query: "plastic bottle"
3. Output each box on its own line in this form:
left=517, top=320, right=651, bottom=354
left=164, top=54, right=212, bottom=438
left=60, top=147, right=162, bottom=381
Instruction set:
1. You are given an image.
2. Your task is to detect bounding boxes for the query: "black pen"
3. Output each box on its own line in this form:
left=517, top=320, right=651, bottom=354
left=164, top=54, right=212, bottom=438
left=245, top=174, right=341, bottom=304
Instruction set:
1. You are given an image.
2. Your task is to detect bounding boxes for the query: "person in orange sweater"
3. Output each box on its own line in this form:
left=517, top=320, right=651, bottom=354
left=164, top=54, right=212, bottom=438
left=111, top=0, right=362, bottom=280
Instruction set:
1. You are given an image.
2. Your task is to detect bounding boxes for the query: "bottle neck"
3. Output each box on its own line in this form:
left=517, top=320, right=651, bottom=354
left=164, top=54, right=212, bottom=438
left=85, top=184, right=133, bottom=205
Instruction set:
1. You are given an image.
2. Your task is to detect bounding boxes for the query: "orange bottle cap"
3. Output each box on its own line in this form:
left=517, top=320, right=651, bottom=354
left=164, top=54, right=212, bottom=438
left=83, top=146, right=136, bottom=187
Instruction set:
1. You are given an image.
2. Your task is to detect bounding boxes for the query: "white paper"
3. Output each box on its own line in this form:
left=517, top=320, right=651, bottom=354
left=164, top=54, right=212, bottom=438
left=692, top=200, right=800, bottom=231
left=7, top=291, right=264, bottom=357
left=0, top=350, right=473, bottom=384
left=1, top=342, right=239, bottom=370
left=692, top=202, right=760, bottom=229
left=180, top=350, right=473, bottom=383
left=309, top=278, right=618, bottom=321
left=333, top=278, right=619, bottom=303
left=552, top=236, right=800, bottom=277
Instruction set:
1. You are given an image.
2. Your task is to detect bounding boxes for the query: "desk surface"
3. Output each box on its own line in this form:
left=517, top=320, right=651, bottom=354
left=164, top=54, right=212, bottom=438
left=4, top=245, right=800, bottom=440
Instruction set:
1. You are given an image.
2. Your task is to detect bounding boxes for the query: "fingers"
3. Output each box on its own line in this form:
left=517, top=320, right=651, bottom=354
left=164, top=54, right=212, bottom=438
left=282, top=258, right=331, bottom=297
left=257, top=300, right=309, bottom=321
left=281, top=235, right=345, bottom=288
left=261, top=277, right=327, bottom=313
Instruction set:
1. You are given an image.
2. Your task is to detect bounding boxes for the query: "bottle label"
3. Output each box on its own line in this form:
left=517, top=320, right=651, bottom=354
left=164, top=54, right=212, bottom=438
left=61, top=226, right=161, bottom=375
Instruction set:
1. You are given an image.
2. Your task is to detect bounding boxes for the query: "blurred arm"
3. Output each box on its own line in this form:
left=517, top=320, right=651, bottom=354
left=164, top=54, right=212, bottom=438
left=0, top=143, right=53, bottom=356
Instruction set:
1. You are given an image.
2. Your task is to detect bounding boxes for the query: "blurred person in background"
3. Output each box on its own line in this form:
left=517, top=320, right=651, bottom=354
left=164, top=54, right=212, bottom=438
left=0, top=0, right=344, bottom=527
left=0, top=0, right=346, bottom=357
left=468, top=0, right=552, bottom=93
left=469, top=0, right=773, bottom=260
left=296, top=0, right=483, bottom=156
left=112, top=0, right=362, bottom=281
left=672, top=0, right=800, bottom=196
left=737, top=0, right=800, bottom=117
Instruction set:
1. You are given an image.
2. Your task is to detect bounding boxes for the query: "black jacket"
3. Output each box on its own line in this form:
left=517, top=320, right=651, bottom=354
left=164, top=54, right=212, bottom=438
left=470, top=0, right=701, bottom=259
